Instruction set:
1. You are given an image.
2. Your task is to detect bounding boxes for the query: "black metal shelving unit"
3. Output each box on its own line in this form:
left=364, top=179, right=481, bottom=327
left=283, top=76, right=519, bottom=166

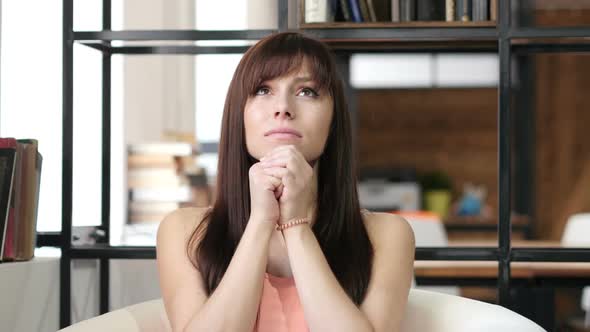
left=47, top=0, right=590, bottom=329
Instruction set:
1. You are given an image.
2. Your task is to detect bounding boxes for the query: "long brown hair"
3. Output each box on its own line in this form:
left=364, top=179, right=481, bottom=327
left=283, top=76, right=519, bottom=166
left=187, top=32, right=373, bottom=305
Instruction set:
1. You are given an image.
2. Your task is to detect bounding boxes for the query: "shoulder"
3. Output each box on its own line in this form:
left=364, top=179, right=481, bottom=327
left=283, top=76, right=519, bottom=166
left=362, top=211, right=415, bottom=253
left=157, top=206, right=211, bottom=249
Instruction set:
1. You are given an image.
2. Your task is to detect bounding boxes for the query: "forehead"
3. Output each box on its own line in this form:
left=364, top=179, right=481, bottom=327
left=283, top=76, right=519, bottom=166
left=265, top=59, right=313, bottom=82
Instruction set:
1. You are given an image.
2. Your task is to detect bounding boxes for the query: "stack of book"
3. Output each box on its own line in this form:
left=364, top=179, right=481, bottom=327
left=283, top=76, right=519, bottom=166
left=0, top=138, right=43, bottom=262
left=127, top=142, right=208, bottom=225
left=304, top=0, right=496, bottom=23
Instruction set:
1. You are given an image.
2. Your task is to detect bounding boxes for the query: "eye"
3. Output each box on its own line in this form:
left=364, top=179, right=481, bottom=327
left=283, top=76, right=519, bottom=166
left=298, top=87, right=319, bottom=97
left=255, top=86, right=271, bottom=95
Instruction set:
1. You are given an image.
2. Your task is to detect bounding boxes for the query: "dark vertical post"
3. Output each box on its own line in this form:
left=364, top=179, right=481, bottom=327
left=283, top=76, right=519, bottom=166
left=278, top=0, right=289, bottom=32
left=498, top=0, right=513, bottom=307
left=100, top=0, right=112, bottom=315
left=513, top=0, right=536, bottom=239
left=61, top=0, right=74, bottom=327
left=513, top=54, right=535, bottom=239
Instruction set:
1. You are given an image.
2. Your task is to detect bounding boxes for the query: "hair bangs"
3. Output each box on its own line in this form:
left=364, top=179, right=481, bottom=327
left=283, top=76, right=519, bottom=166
left=241, top=34, right=334, bottom=97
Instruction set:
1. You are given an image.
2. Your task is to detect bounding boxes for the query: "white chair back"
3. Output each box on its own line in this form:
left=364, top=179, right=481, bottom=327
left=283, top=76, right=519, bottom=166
left=396, top=211, right=459, bottom=296
left=561, top=213, right=590, bottom=327
left=58, top=290, right=546, bottom=332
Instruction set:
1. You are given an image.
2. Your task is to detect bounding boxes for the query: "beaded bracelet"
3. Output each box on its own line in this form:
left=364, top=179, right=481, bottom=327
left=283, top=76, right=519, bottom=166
left=276, top=217, right=310, bottom=231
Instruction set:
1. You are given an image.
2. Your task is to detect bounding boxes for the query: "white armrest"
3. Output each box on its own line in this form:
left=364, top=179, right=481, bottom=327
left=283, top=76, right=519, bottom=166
left=402, top=289, right=546, bottom=332
left=583, top=286, right=590, bottom=327
left=58, top=299, right=171, bottom=332
left=59, top=289, right=546, bottom=332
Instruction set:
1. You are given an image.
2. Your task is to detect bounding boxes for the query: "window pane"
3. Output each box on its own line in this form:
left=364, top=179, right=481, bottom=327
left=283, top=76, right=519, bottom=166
left=1, top=0, right=62, bottom=232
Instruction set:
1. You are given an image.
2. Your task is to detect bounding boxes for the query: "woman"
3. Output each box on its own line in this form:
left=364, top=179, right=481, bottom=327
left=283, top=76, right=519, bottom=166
left=156, top=32, right=415, bottom=332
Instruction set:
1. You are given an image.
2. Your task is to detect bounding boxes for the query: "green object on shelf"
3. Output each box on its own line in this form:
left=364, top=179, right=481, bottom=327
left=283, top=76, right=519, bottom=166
left=424, top=189, right=452, bottom=219
left=420, top=171, right=453, bottom=191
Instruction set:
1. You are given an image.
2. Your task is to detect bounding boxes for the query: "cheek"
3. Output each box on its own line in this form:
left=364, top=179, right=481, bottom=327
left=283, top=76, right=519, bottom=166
left=243, top=106, right=266, bottom=159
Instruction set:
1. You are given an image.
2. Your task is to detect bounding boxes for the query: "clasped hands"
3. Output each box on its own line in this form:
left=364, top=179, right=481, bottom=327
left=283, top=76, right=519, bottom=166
left=257, top=145, right=315, bottom=225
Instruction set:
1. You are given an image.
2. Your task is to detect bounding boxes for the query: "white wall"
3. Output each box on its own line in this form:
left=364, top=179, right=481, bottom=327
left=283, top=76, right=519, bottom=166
left=123, top=0, right=195, bottom=144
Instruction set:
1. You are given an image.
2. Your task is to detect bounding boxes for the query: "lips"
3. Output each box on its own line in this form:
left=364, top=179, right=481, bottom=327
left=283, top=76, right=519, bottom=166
left=264, top=127, right=302, bottom=137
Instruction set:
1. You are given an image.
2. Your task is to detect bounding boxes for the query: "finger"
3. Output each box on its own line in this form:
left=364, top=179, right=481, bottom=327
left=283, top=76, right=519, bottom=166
left=264, top=174, right=282, bottom=190
left=261, top=145, right=298, bottom=160
left=263, top=153, right=308, bottom=176
left=263, top=166, right=290, bottom=179
left=268, top=147, right=307, bottom=167
left=274, top=183, right=284, bottom=199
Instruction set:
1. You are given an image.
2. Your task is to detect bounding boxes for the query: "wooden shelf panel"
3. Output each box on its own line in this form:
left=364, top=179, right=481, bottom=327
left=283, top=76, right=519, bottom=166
left=301, top=21, right=497, bottom=29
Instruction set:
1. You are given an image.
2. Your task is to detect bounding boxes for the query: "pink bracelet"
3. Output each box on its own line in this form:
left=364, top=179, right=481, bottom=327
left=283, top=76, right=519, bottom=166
left=276, top=217, right=310, bottom=231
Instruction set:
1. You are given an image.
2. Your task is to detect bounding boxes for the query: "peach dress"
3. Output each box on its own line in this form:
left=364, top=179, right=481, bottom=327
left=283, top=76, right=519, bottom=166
left=254, top=210, right=370, bottom=331
left=254, top=273, right=309, bottom=332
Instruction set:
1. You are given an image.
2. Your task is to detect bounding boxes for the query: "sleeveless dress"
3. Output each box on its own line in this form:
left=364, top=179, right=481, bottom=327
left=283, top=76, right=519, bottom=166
left=254, top=273, right=309, bottom=332
left=253, top=209, right=371, bottom=331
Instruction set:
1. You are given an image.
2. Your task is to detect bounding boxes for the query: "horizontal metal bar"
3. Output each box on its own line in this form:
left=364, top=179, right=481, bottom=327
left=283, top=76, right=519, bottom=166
left=37, top=233, right=62, bottom=247
left=512, top=248, right=590, bottom=262
left=64, top=245, right=590, bottom=261
left=110, top=45, right=251, bottom=55
left=417, top=276, right=590, bottom=287
left=512, top=43, right=590, bottom=53
left=80, top=42, right=112, bottom=53
left=510, top=27, right=590, bottom=39
left=416, top=247, right=499, bottom=261
left=74, top=30, right=275, bottom=41
left=416, top=277, right=501, bottom=287
left=445, top=224, right=528, bottom=232
left=331, top=46, right=498, bottom=53
left=69, top=246, right=156, bottom=259
left=527, top=277, right=590, bottom=288
left=303, top=27, right=498, bottom=41
left=78, top=42, right=498, bottom=55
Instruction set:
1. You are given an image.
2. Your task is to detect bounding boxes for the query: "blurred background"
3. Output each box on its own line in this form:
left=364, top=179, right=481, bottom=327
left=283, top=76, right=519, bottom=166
left=1, top=0, right=590, bottom=331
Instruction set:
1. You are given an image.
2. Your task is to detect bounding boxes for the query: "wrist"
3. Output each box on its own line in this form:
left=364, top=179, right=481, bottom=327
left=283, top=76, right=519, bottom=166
left=276, top=217, right=310, bottom=231
left=247, top=217, right=276, bottom=238
left=281, top=221, right=310, bottom=242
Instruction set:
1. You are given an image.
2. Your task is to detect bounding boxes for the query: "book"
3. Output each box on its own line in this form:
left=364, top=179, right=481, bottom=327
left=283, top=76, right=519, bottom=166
left=455, top=0, right=471, bottom=21
left=0, top=138, right=17, bottom=262
left=371, top=0, right=391, bottom=21
left=338, top=0, right=352, bottom=21
left=391, top=0, right=400, bottom=22
left=446, top=0, right=455, bottom=21
left=348, top=0, right=363, bottom=22
left=129, top=186, right=193, bottom=203
left=305, top=0, right=333, bottom=23
left=127, top=168, right=189, bottom=188
left=366, top=0, right=378, bottom=21
left=490, top=0, right=497, bottom=21
left=472, top=0, right=488, bottom=21
left=128, top=142, right=198, bottom=156
left=3, top=141, right=24, bottom=261
left=359, top=0, right=371, bottom=21
left=128, top=154, right=198, bottom=171
left=14, top=139, right=41, bottom=261
left=400, top=0, right=416, bottom=21
left=417, top=0, right=445, bottom=21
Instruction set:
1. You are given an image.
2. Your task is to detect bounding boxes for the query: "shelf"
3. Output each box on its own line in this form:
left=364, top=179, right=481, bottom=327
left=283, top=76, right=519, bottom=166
left=73, top=29, right=276, bottom=42
left=300, top=21, right=497, bottom=29
left=72, top=27, right=590, bottom=55
left=80, top=42, right=251, bottom=55
left=60, top=244, right=590, bottom=262
left=68, top=245, right=155, bottom=259
left=510, top=27, right=590, bottom=39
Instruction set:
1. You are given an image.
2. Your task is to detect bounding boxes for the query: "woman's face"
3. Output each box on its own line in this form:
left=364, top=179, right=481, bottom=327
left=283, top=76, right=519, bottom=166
left=244, top=60, right=334, bottom=163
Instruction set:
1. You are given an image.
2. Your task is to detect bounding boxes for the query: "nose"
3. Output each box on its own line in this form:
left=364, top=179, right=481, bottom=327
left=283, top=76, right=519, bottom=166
left=274, top=95, right=294, bottom=120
